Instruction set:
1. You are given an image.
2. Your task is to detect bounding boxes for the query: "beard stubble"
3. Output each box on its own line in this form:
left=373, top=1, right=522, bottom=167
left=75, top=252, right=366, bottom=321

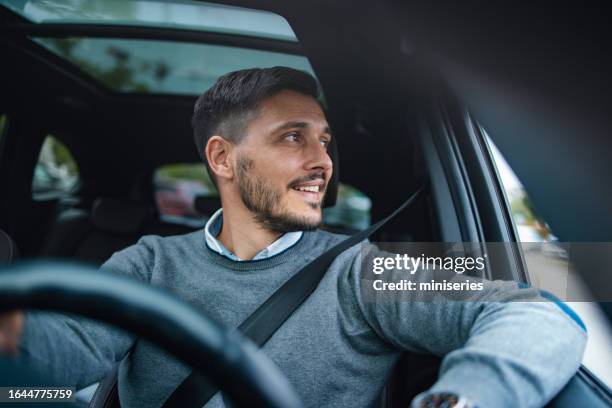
left=236, top=156, right=323, bottom=233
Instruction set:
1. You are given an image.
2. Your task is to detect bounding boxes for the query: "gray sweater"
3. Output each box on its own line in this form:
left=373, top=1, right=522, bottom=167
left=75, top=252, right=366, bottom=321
left=20, top=229, right=586, bottom=407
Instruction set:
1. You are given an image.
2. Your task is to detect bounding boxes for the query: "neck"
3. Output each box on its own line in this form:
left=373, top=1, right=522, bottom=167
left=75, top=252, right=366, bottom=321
left=217, top=203, right=283, bottom=260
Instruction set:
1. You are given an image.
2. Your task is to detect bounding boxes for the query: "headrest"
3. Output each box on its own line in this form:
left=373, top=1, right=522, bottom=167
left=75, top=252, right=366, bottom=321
left=0, top=228, right=19, bottom=263
left=129, top=170, right=154, bottom=204
left=91, top=198, right=150, bottom=235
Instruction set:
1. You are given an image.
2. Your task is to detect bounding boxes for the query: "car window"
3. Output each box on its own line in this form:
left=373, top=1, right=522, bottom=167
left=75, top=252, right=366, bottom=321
left=153, top=162, right=372, bottom=231
left=32, top=135, right=80, bottom=199
left=483, top=131, right=570, bottom=282
left=153, top=163, right=217, bottom=228
left=482, top=127, right=612, bottom=387
left=323, top=184, right=371, bottom=231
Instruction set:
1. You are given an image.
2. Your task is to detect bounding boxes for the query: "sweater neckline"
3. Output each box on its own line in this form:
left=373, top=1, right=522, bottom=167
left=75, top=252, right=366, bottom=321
left=198, top=229, right=312, bottom=272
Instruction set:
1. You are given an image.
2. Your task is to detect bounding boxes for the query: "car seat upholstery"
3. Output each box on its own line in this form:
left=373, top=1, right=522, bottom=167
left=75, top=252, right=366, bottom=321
left=40, top=196, right=199, bottom=265
left=39, top=197, right=153, bottom=264
left=194, top=195, right=221, bottom=215
left=38, top=168, right=208, bottom=264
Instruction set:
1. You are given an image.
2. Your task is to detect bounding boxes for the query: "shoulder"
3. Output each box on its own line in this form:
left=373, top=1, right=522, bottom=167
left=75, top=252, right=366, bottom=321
left=101, top=229, right=205, bottom=282
left=303, top=229, right=349, bottom=249
left=134, top=229, right=204, bottom=251
left=303, top=229, right=370, bottom=269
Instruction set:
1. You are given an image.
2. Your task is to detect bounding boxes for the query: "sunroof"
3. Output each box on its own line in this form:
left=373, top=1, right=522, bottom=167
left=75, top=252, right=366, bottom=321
left=33, top=37, right=314, bottom=95
left=0, top=0, right=297, bottom=42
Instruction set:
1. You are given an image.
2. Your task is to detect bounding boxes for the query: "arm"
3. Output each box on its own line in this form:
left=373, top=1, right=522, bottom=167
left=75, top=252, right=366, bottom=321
left=349, top=244, right=587, bottom=408
left=16, top=237, right=157, bottom=389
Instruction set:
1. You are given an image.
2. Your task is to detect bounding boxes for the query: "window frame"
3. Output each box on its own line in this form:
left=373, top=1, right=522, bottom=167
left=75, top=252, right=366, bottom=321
left=417, top=82, right=528, bottom=282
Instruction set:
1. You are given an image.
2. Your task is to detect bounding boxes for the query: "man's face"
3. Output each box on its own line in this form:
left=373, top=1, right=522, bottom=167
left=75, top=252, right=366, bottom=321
left=233, top=90, right=333, bottom=233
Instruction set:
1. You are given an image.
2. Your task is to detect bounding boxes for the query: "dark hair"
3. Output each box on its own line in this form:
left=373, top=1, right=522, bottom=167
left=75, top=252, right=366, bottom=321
left=192, top=66, right=320, bottom=188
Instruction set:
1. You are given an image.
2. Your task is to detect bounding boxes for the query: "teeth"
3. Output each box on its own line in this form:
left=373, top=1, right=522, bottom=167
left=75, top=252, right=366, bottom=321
left=294, top=185, right=319, bottom=192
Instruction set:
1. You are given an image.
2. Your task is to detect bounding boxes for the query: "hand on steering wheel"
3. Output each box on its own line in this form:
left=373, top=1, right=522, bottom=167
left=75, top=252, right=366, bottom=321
left=0, top=261, right=302, bottom=408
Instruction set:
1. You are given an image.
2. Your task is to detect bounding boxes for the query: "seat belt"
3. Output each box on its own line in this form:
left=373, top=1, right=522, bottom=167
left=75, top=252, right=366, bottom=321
left=162, top=186, right=424, bottom=408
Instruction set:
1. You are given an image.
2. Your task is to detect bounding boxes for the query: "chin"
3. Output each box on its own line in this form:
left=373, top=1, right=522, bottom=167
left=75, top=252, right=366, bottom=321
left=264, top=210, right=322, bottom=233
left=288, top=210, right=322, bottom=230
left=299, top=204, right=323, bottom=222
left=303, top=215, right=323, bottom=229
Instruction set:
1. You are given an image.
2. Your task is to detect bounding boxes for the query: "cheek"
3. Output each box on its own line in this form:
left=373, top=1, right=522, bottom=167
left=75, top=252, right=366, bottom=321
left=263, top=155, right=302, bottom=180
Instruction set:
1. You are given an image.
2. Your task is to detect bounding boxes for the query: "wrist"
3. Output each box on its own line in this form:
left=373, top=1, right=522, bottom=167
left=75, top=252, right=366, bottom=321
left=413, top=392, right=474, bottom=408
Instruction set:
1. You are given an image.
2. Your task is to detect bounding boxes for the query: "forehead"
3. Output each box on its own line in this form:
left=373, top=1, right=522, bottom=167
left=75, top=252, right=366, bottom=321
left=253, top=90, right=327, bottom=128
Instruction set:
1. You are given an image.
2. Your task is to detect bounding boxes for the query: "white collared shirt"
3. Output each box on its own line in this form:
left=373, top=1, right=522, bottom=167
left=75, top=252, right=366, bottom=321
left=204, top=208, right=303, bottom=261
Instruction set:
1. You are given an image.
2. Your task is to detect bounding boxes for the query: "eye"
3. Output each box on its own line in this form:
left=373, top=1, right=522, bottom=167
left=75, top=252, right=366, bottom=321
left=320, top=138, right=331, bottom=149
left=284, top=132, right=300, bottom=142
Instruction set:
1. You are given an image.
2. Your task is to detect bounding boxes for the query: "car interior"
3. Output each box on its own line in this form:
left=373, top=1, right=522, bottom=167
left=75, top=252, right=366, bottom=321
left=0, top=1, right=611, bottom=407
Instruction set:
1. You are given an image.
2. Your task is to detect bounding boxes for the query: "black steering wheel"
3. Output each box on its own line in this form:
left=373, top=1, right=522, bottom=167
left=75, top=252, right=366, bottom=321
left=0, top=261, right=302, bottom=408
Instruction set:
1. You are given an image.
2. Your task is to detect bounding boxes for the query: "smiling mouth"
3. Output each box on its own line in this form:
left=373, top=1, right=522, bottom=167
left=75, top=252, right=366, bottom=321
left=289, top=174, right=326, bottom=201
left=291, top=184, right=325, bottom=204
left=293, top=185, right=321, bottom=193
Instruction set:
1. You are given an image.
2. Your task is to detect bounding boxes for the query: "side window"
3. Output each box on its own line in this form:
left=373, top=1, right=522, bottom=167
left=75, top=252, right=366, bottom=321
left=483, top=130, right=577, bottom=294
left=486, top=137, right=560, bottom=241
left=483, top=127, right=612, bottom=387
left=153, top=163, right=217, bottom=228
left=323, top=183, right=371, bottom=231
left=32, top=135, right=80, bottom=199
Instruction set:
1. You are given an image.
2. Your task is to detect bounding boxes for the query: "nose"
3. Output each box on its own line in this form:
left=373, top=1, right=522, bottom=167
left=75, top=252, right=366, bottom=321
left=304, top=138, right=333, bottom=174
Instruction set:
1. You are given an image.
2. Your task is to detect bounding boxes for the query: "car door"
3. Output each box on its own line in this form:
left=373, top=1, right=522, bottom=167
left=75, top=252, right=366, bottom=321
left=425, top=81, right=612, bottom=407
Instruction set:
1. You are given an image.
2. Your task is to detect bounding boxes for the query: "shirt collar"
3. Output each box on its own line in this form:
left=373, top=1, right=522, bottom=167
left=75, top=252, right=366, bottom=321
left=204, top=208, right=303, bottom=261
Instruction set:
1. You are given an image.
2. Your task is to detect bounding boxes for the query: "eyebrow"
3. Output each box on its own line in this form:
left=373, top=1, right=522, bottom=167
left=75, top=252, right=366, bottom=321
left=272, top=121, right=331, bottom=135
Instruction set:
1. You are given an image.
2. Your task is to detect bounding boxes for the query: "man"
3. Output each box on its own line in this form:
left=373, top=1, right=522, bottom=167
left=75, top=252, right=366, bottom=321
left=0, top=67, right=586, bottom=407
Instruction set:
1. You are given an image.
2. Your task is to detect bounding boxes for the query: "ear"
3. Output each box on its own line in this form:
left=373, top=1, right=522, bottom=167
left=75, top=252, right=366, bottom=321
left=205, top=136, right=234, bottom=181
